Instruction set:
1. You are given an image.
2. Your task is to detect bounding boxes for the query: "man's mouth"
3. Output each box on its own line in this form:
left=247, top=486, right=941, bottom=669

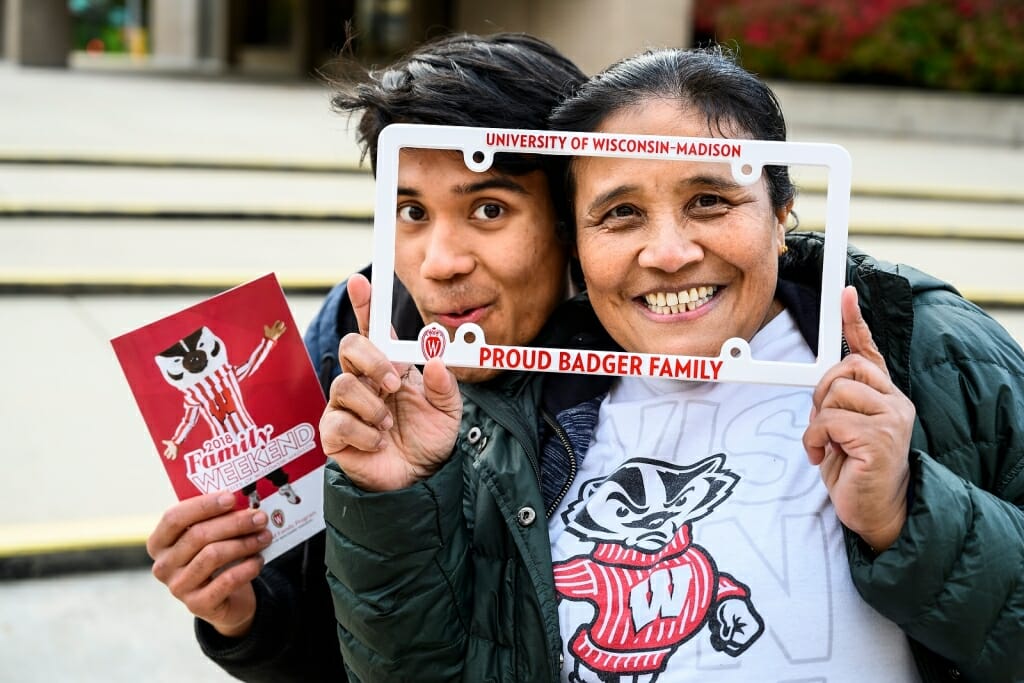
left=641, top=286, right=719, bottom=315
left=435, top=305, right=488, bottom=328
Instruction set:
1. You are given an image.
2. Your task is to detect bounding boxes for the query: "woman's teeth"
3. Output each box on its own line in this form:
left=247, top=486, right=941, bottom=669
left=643, top=286, right=718, bottom=314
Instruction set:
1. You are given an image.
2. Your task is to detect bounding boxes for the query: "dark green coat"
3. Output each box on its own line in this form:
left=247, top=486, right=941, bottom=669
left=325, top=233, right=1024, bottom=683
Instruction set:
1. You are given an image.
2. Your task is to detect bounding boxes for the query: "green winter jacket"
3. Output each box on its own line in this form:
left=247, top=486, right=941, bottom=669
left=324, top=232, right=1024, bottom=683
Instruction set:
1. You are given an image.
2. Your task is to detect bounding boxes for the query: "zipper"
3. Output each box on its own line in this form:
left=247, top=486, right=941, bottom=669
left=542, top=409, right=578, bottom=518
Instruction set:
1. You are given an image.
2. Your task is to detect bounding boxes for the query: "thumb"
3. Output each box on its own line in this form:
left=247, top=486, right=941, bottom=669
left=346, top=274, right=372, bottom=337
left=346, top=273, right=400, bottom=340
left=841, top=286, right=884, bottom=366
left=421, top=358, right=462, bottom=417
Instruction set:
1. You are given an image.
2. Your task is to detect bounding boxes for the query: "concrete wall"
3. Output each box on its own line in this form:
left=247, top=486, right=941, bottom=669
left=150, top=0, right=201, bottom=68
left=2, top=0, right=70, bottom=67
left=454, top=0, right=694, bottom=75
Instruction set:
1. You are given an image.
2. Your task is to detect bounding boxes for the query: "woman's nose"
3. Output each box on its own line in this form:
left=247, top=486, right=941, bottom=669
left=636, top=218, right=703, bottom=272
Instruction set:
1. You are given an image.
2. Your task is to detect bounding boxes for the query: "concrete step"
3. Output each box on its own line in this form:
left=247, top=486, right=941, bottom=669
left=788, top=135, right=1024, bottom=204
left=0, top=64, right=361, bottom=170
left=0, top=218, right=371, bottom=290
left=0, top=569, right=236, bottom=682
left=794, top=193, right=1024, bottom=242
left=0, top=164, right=373, bottom=218
left=0, top=292, right=325, bottom=556
left=847, top=234, right=1024, bottom=306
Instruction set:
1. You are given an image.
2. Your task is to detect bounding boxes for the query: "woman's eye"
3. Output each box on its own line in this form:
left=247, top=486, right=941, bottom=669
left=608, top=205, right=637, bottom=219
left=693, top=194, right=723, bottom=209
left=471, top=203, right=504, bottom=220
left=398, top=205, right=426, bottom=221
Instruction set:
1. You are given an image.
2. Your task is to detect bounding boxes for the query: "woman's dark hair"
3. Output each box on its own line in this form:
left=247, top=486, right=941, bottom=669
left=549, top=46, right=796, bottom=219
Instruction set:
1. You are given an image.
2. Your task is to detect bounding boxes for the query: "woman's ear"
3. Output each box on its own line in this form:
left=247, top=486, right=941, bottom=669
left=775, top=199, right=794, bottom=246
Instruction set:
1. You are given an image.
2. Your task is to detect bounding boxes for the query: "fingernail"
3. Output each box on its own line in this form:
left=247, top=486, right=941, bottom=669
left=257, top=530, right=273, bottom=544
left=218, top=493, right=235, bottom=508
left=252, top=511, right=268, bottom=527
left=383, top=372, right=401, bottom=393
left=380, top=413, right=394, bottom=431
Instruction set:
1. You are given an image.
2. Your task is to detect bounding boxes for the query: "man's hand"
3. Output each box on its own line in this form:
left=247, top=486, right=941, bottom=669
left=319, top=274, right=463, bottom=492
left=804, top=286, right=915, bottom=552
left=146, top=492, right=272, bottom=638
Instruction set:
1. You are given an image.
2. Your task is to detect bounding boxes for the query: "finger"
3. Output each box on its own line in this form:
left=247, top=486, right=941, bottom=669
left=803, top=407, right=889, bottom=465
left=804, top=414, right=855, bottom=467
left=802, top=421, right=827, bottom=465
left=165, top=524, right=272, bottom=594
left=183, top=555, right=263, bottom=620
left=841, top=286, right=886, bottom=370
left=172, top=540, right=266, bottom=605
left=147, top=491, right=237, bottom=559
left=320, top=401, right=392, bottom=455
left=421, top=359, right=462, bottom=417
left=327, top=372, right=393, bottom=429
left=816, top=441, right=844, bottom=490
left=346, top=272, right=402, bottom=341
left=346, top=273, right=373, bottom=337
left=818, top=375, right=893, bottom=416
left=336, top=333, right=403, bottom=395
left=812, top=353, right=894, bottom=410
left=153, top=508, right=269, bottom=581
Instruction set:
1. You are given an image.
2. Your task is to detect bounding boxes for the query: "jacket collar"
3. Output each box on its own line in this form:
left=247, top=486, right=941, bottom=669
left=780, top=231, right=957, bottom=397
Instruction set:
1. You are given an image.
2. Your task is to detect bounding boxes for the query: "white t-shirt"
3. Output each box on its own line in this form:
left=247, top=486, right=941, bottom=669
left=549, top=310, right=919, bottom=683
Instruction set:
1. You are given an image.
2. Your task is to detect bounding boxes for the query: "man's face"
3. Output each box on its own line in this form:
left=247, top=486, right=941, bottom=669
left=394, top=148, right=568, bottom=382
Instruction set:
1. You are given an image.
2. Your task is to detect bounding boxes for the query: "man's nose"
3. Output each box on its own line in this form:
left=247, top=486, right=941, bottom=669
left=420, top=219, right=475, bottom=280
left=636, top=217, right=704, bottom=272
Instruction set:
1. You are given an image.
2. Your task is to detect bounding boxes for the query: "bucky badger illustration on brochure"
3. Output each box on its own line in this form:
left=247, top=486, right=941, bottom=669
left=154, top=321, right=301, bottom=508
left=554, top=455, right=764, bottom=683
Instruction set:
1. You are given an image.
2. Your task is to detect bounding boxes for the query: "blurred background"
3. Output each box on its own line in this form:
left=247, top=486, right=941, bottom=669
left=1, top=1, right=1022, bottom=681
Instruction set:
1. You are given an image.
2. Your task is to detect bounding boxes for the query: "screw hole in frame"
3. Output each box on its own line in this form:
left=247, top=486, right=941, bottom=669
left=472, top=150, right=485, bottom=163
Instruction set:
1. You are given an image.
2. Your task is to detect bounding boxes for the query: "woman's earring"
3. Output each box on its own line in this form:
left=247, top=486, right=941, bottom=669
left=779, top=244, right=789, bottom=256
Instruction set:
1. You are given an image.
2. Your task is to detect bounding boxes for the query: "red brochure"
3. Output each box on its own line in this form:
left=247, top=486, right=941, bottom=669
left=111, top=273, right=326, bottom=561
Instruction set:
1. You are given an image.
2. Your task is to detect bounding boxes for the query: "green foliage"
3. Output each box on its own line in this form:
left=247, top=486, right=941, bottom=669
left=694, top=0, right=1024, bottom=93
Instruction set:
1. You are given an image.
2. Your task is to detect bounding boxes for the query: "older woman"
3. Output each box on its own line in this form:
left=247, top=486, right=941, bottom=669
left=321, top=48, right=1024, bottom=683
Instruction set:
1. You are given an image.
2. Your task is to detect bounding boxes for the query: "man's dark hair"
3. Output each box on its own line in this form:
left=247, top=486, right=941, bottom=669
left=332, top=32, right=585, bottom=176
left=549, top=46, right=796, bottom=218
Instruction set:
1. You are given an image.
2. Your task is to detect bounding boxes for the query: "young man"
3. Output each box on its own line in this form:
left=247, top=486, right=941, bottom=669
left=144, top=33, right=585, bottom=682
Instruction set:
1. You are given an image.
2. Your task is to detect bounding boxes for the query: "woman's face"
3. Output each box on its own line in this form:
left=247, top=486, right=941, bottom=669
left=573, top=99, right=789, bottom=357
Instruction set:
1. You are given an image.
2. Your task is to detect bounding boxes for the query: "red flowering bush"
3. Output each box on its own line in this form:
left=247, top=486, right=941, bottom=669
left=694, top=0, right=1024, bottom=93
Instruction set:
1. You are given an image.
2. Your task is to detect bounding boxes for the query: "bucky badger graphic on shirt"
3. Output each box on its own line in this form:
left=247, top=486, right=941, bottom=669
left=553, top=455, right=764, bottom=683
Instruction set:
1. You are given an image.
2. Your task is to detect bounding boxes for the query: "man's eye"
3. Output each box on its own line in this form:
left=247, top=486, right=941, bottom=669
left=398, top=205, right=426, bottom=221
left=471, top=203, right=504, bottom=220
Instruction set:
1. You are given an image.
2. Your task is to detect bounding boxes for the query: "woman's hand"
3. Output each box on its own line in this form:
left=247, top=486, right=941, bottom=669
left=804, top=286, right=915, bottom=552
left=319, top=274, right=463, bottom=492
